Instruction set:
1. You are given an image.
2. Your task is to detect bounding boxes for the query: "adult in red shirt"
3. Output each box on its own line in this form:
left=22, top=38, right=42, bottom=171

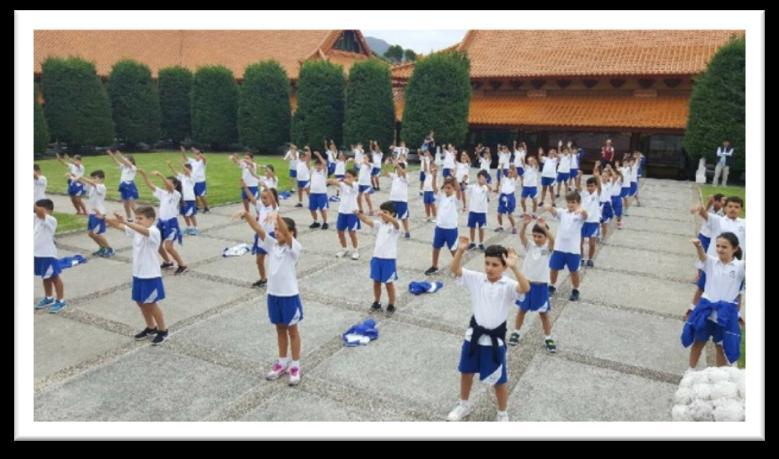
left=601, top=139, right=615, bottom=169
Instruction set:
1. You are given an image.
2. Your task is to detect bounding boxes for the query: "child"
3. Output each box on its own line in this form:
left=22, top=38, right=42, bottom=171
left=181, top=146, right=209, bottom=213
left=682, top=234, right=745, bottom=368
left=513, top=141, right=527, bottom=188
left=494, top=166, right=518, bottom=234
left=619, top=158, right=633, bottom=217
left=356, top=155, right=375, bottom=216
left=696, top=194, right=726, bottom=252
left=33, top=164, right=47, bottom=203
left=555, top=147, right=572, bottom=199
left=544, top=191, right=588, bottom=302
left=55, top=153, right=87, bottom=215
left=308, top=151, right=330, bottom=230
left=230, top=152, right=259, bottom=214
left=496, top=145, right=510, bottom=185
left=138, top=169, right=188, bottom=275
left=34, top=199, right=67, bottom=313
left=434, top=145, right=444, bottom=170
left=295, top=148, right=312, bottom=208
left=509, top=214, right=556, bottom=352
left=242, top=182, right=279, bottom=289
left=593, top=163, right=614, bottom=241
left=539, top=148, right=558, bottom=207
left=238, top=210, right=304, bottom=386
left=443, top=144, right=457, bottom=179
left=352, top=143, right=365, bottom=175
left=418, top=149, right=430, bottom=196
left=356, top=202, right=401, bottom=317
left=466, top=170, right=491, bottom=251
left=580, top=176, right=602, bottom=268
left=283, top=144, right=299, bottom=181
left=167, top=161, right=199, bottom=236
left=325, top=139, right=338, bottom=177
left=70, top=169, right=114, bottom=257
left=422, top=160, right=438, bottom=223
left=261, top=164, right=278, bottom=190
left=105, top=207, right=169, bottom=345
left=108, top=149, right=139, bottom=221
left=334, top=151, right=347, bottom=182
left=456, top=151, right=471, bottom=212
left=568, top=141, right=581, bottom=192
left=329, top=171, right=361, bottom=260
left=447, top=237, right=530, bottom=422
left=628, top=153, right=641, bottom=208
left=610, top=163, right=626, bottom=230
left=425, top=175, right=461, bottom=275
left=370, top=141, right=384, bottom=191
left=478, top=146, right=493, bottom=185
left=520, top=156, right=539, bottom=215
left=385, top=157, right=411, bottom=238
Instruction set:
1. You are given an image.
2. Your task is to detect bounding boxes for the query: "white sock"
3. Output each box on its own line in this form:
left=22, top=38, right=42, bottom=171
left=290, top=360, right=300, bottom=369
left=279, top=357, right=290, bottom=366
left=545, top=335, right=553, bottom=341
left=513, top=328, right=521, bottom=335
left=460, top=399, right=470, bottom=406
left=497, top=410, right=507, bottom=416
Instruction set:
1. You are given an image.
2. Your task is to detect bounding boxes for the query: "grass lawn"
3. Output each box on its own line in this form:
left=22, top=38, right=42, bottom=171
left=53, top=211, right=86, bottom=234
left=699, top=183, right=747, bottom=369
left=36, top=151, right=297, bottom=208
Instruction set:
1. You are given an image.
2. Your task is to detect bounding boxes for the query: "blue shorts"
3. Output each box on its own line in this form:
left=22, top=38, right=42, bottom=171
left=557, top=172, right=570, bottom=182
left=433, top=226, right=458, bottom=250
left=34, top=256, right=62, bottom=279
left=309, top=193, right=329, bottom=211
left=118, top=181, right=139, bottom=201
left=393, top=201, right=409, bottom=220
left=600, top=201, right=613, bottom=222
left=181, top=200, right=197, bottom=217
left=516, top=282, right=550, bottom=312
left=483, top=172, right=492, bottom=184
left=87, top=214, right=106, bottom=234
left=521, top=186, right=537, bottom=199
left=297, top=180, right=309, bottom=190
left=252, top=231, right=275, bottom=255
left=517, top=167, right=524, bottom=177
left=267, top=294, right=304, bottom=326
left=157, top=218, right=183, bottom=245
left=358, top=184, right=372, bottom=194
left=569, top=168, right=578, bottom=179
left=289, top=169, right=297, bottom=178
left=497, top=193, right=516, bottom=214
left=611, top=196, right=623, bottom=217
left=697, top=233, right=712, bottom=253
left=541, top=177, right=555, bottom=187
left=581, top=222, right=599, bottom=238
left=67, top=179, right=84, bottom=197
left=629, top=182, right=638, bottom=196
left=549, top=250, right=580, bottom=272
left=242, top=186, right=258, bottom=201
left=328, top=162, right=336, bottom=176
left=423, top=191, right=436, bottom=205
left=194, top=181, right=207, bottom=197
left=458, top=340, right=508, bottom=385
left=419, top=171, right=426, bottom=182
left=371, top=167, right=381, bottom=177
left=336, top=213, right=361, bottom=232
left=690, top=316, right=724, bottom=344
left=696, top=269, right=706, bottom=291
left=619, top=187, right=630, bottom=198
left=132, top=276, right=166, bottom=304
left=467, top=211, right=487, bottom=229
left=443, top=168, right=453, bottom=178
left=370, top=257, right=398, bottom=284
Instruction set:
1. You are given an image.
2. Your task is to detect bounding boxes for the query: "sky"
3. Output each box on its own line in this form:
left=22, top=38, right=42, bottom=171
left=361, top=30, right=467, bottom=55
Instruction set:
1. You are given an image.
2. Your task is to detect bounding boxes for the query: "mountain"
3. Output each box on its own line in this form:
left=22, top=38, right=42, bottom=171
left=365, top=36, right=391, bottom=56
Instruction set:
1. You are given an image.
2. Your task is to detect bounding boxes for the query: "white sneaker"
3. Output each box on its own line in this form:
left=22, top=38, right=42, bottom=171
left=265, top=361, right=289, bottom=381
left=447, top=401, right=473, bottom=421
left=288, top=366, right=301, bottom=386
left=351, top=251, right=360, bottom=260
left=336, top=249, right=348, bottom=258
left=496, top=411, right=510, bottom=422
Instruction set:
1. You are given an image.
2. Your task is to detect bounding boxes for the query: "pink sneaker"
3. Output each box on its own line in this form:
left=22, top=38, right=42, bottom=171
left=288, top=366, right=301, bottom=386
left=265, top=361, right=289, bottom=381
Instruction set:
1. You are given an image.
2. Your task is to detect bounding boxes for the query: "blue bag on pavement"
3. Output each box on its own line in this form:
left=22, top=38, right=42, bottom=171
left=408, top=280, right=444, bottom=295
left=342, top=319, right=379, bottom=346
left=57, top=254, right=87, bottom=270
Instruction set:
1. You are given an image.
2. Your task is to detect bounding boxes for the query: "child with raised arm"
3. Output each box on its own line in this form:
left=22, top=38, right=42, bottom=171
left=308, top=151, right=330, bottom=230
left=138, top=169, right=188, bottom=275
left=70, top=169, right=114, bottom=257
left=242, top=179, right=279, bottom=289
left=330, top=171, right=361, bottom=260
left=355, top=202, right=401, bottom=317
left=424, top=174, right=462, bottom=276
left=465, top=170, right=491, bottom=252
left=56, top=153, right=87, bottom=215
left=34, top=199, right=67, bottom=313
left=422, top=160, right=437, bottom=223
left=384, top=156, right=411, bottom=238
left=544, top=191, right=588, bottom=302
left=181, top=146, right=209, bottom=213
left=107, top=149, right=139, bottom=221
left=167, top=160, right=199, bottom=236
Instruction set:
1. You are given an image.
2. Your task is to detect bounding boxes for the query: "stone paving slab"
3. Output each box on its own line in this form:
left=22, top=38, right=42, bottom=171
left=33, top=256, right=132, bottom=302
left=580, top=269, right=694, bottom=317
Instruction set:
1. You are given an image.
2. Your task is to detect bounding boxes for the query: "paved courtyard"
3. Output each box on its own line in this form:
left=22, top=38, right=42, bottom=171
left=33, top=175, right=715, bottom=421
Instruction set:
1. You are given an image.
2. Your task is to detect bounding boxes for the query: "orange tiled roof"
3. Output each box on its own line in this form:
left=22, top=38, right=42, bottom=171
left=392, top=29, right=742, bottom=80
left=34, top=30, right=372, bottom=79
left=467, top=93, right=690, bottom=130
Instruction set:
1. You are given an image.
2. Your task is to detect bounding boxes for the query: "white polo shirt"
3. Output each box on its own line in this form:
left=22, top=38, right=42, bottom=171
left=553, top=208, right=586, bottom=254
left=698, top=256, right=746, bottom=304
left=334, top=160, right=346, bottom=176
left=388, top=173, right=408, bottom=202
left=456, top=268, right=522, bottom=346
left=309, top=168, right=328, bottom=194
left=558, top=154, right=571, bottom=173
left=599, top=181, right=612, bottom=202
left=154, top=187, right=181, bottom=221
left=188, top=158, right=206, bottom=183
left=256, top=203, right=277, bottom=234
left=34, top=176, right=48, bottom=202
left=119, top=164, right=137, bottom=183
left=479, top=157, right=490, bottom=171
left=258, top=234, right=303, bottom=297
left=456, top=162, right=470, bottom=182
left=422, top=173, right=434, bottom=192
left=522, top=166, right=539, bottom=187
left=522, top=240, right=552, bottom=284
left=581, top=190, right=601, bottom=223
left=499, top=177, right=517, bottom=194
left=436, top=193, right=459, bottom=229
left=338, top=182, right=359, bottom=214
left=443, top=151, right=456, bottom=169
left=541, top=157, right=558, bottom=178
left=704, top=214, right=746, bottom=258
left=241, top=162, right=259, bottom=187
left=372, top=220, right=400, bottom=259
left=177, top=174, right=196, bottom=201
left=126, top=225, right=162, bottom=279
left=467, top=184, right=489, bottom=213
left=372, top=152, right=383, bottom=168
left=498, top=151, right=510, bottom=169
left=295, top=161, right=310, bottom=181
left=513, top=150, right=526, bottom=168
left=34, top=214, right=58, bottom=258
left=86, top=183, right=107, bottom=215
left=69, top=163, right=84, bottom=179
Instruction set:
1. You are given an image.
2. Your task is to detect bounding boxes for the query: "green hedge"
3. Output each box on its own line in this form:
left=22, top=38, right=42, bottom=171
left=295, top=60, right=345, bottom=147
left=34, top=93, right=50, bottom=154
left=159, top=66, right=193, bottom=144
left=41, top=57, right=115, bottom=148
left=343, top=59, right=395, bottom=149
left=191, top=65, right=238, bottom=149
left=238, top=61, right=291, bottom=153
left=107, top=59, right=160, bottom=146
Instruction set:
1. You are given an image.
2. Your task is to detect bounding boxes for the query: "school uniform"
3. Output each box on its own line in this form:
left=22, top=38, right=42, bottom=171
left=357, top=163, right=373, bottom=194
left=580, top=190, right=601, bottom=238
left=549, top=208, right=585, bottom=272
left=513, top=150, right=526, bottom=176
left=466, top=184, right=489, bottom=229
left=697, top=207, right=724, bottom=252
left=128, top=225, right=165, bottom=304
left=478, top=157, right=492, bottom=184
left=34, top=175, right=48, bottom=202
left=336, top=182, right=361, bottom=232
left=540, top=157, right=558, bottom=187
left=334, top=160, right=346, bottom=180
left=85, top=182, right=107, bottom=234
left=118, top=164, right=139, bottom=201
left=308, top=168, right=329, bottom=211
left=497, top=177, right=517, bottom=215
left=188, top=158, right=207, bottom=197
left=67, top=164, right=85, bottom=196
left=422, top=172, right=436, bottom=205
left=240, top=162, right=260, bottom=201
left=284, top=151, right=298, bottom=178
left=696, top=214, right=746, bottom=290
left=178, top=174, right=197, bottom=217
left=521, top=166, right=539, bottom=199
left=516, top=241, right=552, bottom=312
left=610, top=178, right=624, bottom=217
left=370, top=220, right=400, bottom=284
left=34, top=214, right=60, bottom=279
left=557, top=154, right=571, bottom=183
left=371, top=152, right=384, bottom=176
left=257, top=234, right=304, bottom=326
left=433, top=193, right=458, bottom=250
left=154, top=187, right=183, bottom=244
left=252, top=202, right=277, bottom=255
left=599, top=181, right=614, bottom=223
left=443, top=151, right=456, bottom=178
left=295, top=162, right=310, bottom=190
left=388, top=173, right=409, bottom=220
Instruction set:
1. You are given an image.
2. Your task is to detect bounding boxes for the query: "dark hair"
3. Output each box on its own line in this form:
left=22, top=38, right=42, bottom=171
left=346, top=169, right=357, bottom=178
left=168, top=177, right=183, bottom=207
left=126, top=155, right=136, bottom=165
left=35, top=198, right=54, bottom=211
left=712, top=193, right=725, bottom=201
left=484, top=245, right=508, bottom=266
left=135, top=205, right=156, bottom=220
left=73, top=155, right=82, bottom=161
left=379, top=201, right=396, bottom=214
left=716, top=232, right=743, bottom=260
left=443, top=177, right=457, bottom=188
left=91, top=169, right=105, bottom=179
left=265, top=164, right=275, bottom=173
left=725, top=196, right=744, bottom=208
left=245, top=152, right=254, bottom=159
left=586, top=177, right=597, bottom=186
left=34, top=164, right=41, bottom=171
left=477, top=170, right=489, bottom=181
left=396, top=162, right=406, bottom=170
left=565, top=190, right=581, bottom=203
left=314, top=157, right=324, bottom=166
left=184, top=163, right=193, bottom=170
left=282, top=217, right=297, bottom=239
left=532, top=223, right=549, bottom=236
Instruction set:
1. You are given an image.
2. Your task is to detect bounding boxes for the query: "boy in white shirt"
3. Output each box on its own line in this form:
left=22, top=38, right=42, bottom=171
left=370, top=141, right=384, bottom=191
left=385, top=157, right=411, bottom=238
left=356, top=202, right=402, bottom=317
left=418, top=149, right=430, bottom=196
left=33, top=199, right=67, bottom=313
left=181, top=146, right=210, bottom=213
left=466, top=170, right=491, bottom=252
left=324, top=139, right=338, bottom=176
left=108, top=149, right=139, bottom=220
left=539, top=149, right=558, bottom=207
left=230, top=153, right=259, bottom=214
left=308, top=152, right=330, bottom=230
left=33, top=164, right=47, bottom=203
left=138, top=169, right=188, bottom=275
left=544, top=191, right=588, bottom=302
left=422, top=157, right=437, bottom=223
left=356, top=156, right=375, bottom=216
left=520, top=156, right=540, bottom=215
left=455, top=151, right=471, bottom=211
left=70, top=169, right=114, bottom=258
left=424, top=175, right=462, bottom=276
left=443, top=145, right=457, bottom=179
left=106, top=206, right=169, bottom=345
left=509, top=214, right=556, bottom=352
left=295, top=148, right=312, bottom=208
left=167, top=160, right=199, bottom=236
left=494, top=166, right=518, bottom=234
left=580, top=176, right=602, bottom=268
left=283, top=144, right=299, bottom=181
left=447, top=237, right=530, bottom=422
left=56, top=153, right=88, bottom=215
left=328, top=171, right=361, bottom=260
left=556, top=147, right=572, bottom=199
